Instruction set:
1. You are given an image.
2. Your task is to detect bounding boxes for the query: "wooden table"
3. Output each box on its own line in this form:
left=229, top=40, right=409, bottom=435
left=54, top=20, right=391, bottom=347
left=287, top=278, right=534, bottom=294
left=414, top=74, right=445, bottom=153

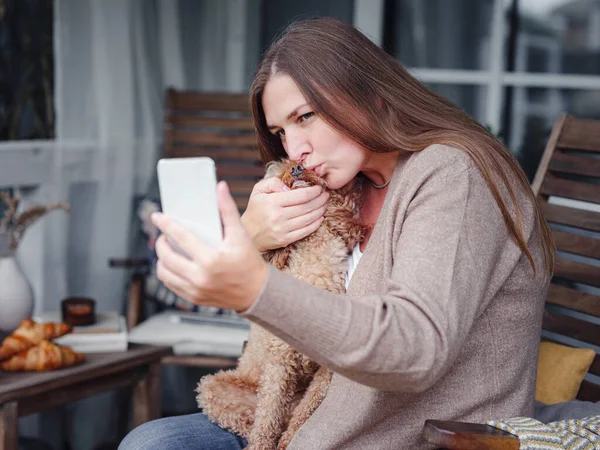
left=161, top=353, right=237, bottom=368
left=0, top=344, right=171, bottom=450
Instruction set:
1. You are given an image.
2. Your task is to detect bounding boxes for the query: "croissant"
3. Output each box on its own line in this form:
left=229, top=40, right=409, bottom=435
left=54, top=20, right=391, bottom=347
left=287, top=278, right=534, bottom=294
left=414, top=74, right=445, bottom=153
left=0, top=318, right=72, bottom=361
left=0, top=340, right=85, bottom=372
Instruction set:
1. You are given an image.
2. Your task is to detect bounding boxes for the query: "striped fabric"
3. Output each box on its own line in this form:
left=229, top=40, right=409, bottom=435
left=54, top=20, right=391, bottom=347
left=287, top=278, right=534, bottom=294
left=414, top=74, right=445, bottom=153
left=486, top=416, right=600, bottom=449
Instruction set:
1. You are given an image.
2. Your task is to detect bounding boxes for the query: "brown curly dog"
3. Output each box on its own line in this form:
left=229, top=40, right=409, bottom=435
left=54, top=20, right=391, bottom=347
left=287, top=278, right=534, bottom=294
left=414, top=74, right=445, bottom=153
left=197, top=159, right=367, bottom=450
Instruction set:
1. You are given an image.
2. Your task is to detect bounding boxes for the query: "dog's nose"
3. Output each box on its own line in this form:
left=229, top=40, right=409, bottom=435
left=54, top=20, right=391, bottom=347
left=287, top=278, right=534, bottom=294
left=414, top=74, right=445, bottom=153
left=291, top=165, right=304, bottom=178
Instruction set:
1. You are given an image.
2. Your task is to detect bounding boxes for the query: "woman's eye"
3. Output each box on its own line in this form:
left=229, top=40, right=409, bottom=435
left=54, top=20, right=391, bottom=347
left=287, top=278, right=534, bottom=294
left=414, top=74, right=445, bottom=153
left=299, top=112, right=315, bottom=122
left=275, top=129, right=285, bottom=138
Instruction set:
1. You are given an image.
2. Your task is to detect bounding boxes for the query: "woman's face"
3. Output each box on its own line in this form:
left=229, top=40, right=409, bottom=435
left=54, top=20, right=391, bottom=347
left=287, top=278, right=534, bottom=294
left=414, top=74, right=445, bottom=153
left=261, top=73, right=367, bottom=189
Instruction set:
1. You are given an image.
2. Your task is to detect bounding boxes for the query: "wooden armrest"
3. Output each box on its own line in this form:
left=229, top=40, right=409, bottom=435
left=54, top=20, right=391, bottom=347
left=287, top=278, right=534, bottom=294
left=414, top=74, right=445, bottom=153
left=423, top=420, right=519, bottom=450
left=108, top=258, right=151, bottom=269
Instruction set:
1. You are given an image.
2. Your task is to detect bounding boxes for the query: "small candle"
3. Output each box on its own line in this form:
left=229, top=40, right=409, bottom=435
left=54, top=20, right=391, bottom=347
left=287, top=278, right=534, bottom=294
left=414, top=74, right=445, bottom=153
left=61, top=297, right=96, bottom=326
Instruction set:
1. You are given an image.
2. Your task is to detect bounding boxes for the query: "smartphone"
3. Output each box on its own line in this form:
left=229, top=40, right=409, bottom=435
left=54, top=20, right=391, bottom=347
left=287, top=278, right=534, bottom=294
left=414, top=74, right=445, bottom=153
left=157, top=157, right=223, bottom=252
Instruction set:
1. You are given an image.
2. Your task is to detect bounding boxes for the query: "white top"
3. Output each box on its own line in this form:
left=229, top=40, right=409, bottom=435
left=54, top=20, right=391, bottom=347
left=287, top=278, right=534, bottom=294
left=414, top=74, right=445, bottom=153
left=345, top=243, right=363, bottom=290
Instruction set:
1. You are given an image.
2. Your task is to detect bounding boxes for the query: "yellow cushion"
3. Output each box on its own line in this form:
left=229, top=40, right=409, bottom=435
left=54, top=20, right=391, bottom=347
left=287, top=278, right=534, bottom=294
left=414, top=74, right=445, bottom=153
left=535, top=341, right=596, bottom=405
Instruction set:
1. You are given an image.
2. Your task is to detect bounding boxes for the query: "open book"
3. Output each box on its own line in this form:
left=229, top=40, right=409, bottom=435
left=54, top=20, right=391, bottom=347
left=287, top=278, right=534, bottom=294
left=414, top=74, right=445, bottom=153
left=34, top=311, right=128, bottom=352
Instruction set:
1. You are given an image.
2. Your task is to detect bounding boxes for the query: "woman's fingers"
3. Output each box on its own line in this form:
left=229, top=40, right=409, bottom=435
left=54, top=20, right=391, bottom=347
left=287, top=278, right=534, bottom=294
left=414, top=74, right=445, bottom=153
left=240, top=180, right=329, bottom=252
left=152, top=213, right=212, bottom=264
left=286, top=205, right=326, bottom=231
left=253, top=176, right=290, bottom=194
left=284, top=216, right=325, bottom=244
left=217, top=181, right=245, bottom=241
left=284, top=190, right=329, bottom=220
left=155, top=259, right=197, bottom=300
left=154, top=234, right=198, bottom=277
left=256, top=187, right=328, bottom=248
left=273, top=184, right=324, bottom=207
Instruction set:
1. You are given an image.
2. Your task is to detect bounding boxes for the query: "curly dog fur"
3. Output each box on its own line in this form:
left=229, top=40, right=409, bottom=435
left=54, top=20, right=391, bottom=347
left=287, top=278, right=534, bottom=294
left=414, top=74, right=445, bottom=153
left=197, top=159, right=367, bottom=449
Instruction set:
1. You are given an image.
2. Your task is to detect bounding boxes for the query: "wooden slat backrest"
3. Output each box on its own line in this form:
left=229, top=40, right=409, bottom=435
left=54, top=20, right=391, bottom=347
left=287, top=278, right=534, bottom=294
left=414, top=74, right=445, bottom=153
left=532, top=113, right=600, bottom=402
left=423, top=114, right=600, bottom=450
left=163, top=88, right=262, bottom=211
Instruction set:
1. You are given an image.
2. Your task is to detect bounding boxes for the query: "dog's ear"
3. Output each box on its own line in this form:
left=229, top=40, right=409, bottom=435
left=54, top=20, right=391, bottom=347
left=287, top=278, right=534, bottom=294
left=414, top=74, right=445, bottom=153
left=346, top=221, right=369, bottom=251
left=328, top=215, right=367, bottom=251
left=326, top=183, right=368, bottom=250
left=264, top=159, right=291, bottom=179
left=262, top=246, right=292, bottom=270
left=345, top=182, right=364, bottom=214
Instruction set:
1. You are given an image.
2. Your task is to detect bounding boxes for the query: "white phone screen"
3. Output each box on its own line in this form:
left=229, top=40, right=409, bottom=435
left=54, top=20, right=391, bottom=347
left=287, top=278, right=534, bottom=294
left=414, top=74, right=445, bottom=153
left=157, top=157, right=223, bottom=250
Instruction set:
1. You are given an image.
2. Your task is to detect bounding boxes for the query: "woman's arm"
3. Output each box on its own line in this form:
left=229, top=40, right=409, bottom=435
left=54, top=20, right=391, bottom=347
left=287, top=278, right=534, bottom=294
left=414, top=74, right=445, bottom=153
left=151, top=154, right=536, bottom=392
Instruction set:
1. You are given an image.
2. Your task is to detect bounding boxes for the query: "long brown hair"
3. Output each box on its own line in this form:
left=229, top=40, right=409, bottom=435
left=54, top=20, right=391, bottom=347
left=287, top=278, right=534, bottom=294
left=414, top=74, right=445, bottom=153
left=249, top=17, right=554, bottom=277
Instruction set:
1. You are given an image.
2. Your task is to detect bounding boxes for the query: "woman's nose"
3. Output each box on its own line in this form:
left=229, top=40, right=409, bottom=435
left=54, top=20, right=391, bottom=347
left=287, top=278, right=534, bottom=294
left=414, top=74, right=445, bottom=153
left=285, top=130, right=311, bottom=162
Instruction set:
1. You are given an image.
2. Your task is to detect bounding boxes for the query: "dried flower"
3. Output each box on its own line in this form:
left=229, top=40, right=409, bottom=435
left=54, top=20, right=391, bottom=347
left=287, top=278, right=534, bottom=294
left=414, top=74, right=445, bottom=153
left=0, top=191, right=70, bottom=252
left=0, top=191, right=19, bottom=230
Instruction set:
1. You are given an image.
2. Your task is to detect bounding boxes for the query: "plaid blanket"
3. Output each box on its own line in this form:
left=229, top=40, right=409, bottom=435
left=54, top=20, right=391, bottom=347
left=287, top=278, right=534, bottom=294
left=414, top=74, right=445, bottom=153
left=486, top=416, right=600, bottom=449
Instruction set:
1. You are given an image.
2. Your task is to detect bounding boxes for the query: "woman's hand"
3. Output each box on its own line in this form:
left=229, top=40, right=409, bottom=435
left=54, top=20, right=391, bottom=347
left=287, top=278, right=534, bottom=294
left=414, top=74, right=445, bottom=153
left=241, top=177, right=329, bottom=252
left=151, top=181, right=268, bottom=312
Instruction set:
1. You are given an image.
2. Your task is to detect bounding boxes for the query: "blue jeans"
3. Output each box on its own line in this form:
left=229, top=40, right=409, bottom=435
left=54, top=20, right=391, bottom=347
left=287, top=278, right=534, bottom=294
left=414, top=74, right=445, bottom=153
left=118, top=413, right=248, bottom=450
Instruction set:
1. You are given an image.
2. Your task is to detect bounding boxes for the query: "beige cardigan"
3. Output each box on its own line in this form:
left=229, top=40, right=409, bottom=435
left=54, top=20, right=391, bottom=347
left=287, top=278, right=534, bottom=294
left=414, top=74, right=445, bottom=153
left=242, top=144, right=549, bottom=449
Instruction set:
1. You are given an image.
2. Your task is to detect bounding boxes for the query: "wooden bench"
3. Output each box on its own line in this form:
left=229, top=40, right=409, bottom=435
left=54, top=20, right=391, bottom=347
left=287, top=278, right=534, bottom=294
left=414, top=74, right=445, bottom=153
left=424, top=114, right=600, bottom=449
left=110, top=89, right=262, bottom=368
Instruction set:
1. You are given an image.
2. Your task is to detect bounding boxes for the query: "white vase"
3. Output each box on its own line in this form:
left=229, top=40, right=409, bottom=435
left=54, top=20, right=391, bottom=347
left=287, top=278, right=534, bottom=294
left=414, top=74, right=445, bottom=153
left=0, top=231, right=34, bottom=333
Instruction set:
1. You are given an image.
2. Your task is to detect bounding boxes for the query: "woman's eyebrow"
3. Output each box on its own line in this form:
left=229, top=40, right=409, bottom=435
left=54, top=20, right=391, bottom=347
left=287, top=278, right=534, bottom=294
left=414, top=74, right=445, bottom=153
left=267, top=103, right=309, bottom=130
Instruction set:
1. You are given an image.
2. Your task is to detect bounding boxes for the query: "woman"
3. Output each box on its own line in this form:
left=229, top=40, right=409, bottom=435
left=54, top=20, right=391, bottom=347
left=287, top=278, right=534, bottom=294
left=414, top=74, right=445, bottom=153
left=120, top=17, right=554, bottom=450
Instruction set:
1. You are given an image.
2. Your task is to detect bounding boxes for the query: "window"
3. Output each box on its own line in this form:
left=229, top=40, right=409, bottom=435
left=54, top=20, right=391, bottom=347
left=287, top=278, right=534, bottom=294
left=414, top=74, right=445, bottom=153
left=260, top=0, right=354, bottom=51
left=383, top=0, right=600, bottom=180
left=384, top=0, right=494, bottom=71
left=0, top=0, right=54, bottom=141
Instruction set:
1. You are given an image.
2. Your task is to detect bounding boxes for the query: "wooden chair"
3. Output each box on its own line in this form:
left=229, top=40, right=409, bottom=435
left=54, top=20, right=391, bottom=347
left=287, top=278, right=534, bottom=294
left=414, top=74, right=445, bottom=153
left=423, top=113, right=600, bottom=449
left=110, top=88, right=262, bottom=368
left=162, top=88, right=263, bottom=211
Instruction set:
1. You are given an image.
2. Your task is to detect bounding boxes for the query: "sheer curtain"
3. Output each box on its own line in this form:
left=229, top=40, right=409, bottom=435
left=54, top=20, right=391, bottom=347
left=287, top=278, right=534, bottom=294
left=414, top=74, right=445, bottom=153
left=53, top=0, right=251, bottom=314
left=19, top=1, right=255, bottom=448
